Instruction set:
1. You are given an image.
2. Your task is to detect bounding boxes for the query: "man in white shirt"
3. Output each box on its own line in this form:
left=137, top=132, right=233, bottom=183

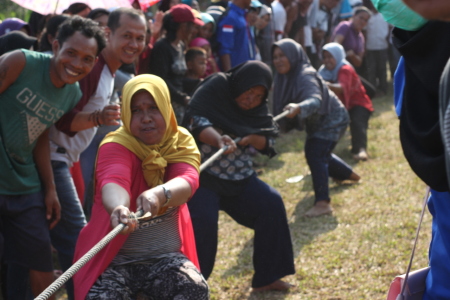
left=365, top=6, right=389, bottom=95
left=271, top=0, right=291, bottom=40
left=48, top=8, right=146, bottom=300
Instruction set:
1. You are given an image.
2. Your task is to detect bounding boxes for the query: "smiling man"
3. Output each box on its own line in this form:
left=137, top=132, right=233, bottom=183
left=47, top=7, right=147, bottom=300
left=0, top=16, right=105, bottom=299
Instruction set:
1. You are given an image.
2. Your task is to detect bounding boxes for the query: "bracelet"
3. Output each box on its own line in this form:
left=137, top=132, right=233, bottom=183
left=90, top=110, right=98, bottom=127
left=159, top=185, right=172, bottom=207
left=92, top=110, right=103, bottom=127
left=96, top=110, right=103, bottom=127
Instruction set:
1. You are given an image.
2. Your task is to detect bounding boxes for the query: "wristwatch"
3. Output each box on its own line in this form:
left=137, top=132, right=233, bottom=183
left=160, top=185, right=172, bottom=207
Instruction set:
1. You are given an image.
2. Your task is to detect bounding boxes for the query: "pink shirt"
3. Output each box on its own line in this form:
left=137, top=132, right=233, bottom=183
left=73, top=142, right=199, bottom=300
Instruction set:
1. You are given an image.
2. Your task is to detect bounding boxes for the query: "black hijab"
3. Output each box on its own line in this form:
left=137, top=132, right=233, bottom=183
left=183, top=61, right=278, bottom=137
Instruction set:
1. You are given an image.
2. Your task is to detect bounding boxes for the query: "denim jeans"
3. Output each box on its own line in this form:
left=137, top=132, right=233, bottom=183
left=305, top=138, right=353, bottom=202
left=50, top=160, right=87, bottom=300
left=0, top=191, right=52, bottom=299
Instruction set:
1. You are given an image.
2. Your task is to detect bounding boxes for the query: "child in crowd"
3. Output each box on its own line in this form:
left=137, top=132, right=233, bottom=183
left=149, top=4, right=203, bottom=123
left=199, top=12, right=215, bottom=41
left=183, top=47, right=207, bottom=96
left=189, top=37, right=219, bottom=77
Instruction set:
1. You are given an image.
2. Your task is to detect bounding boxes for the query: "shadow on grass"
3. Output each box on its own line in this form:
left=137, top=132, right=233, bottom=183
left=211, top=93, right=395, bottom=299
left=289, top=193, right=339, bottom=258
left=252, top=130, right=306, bottom=174
left=216, top=189, right=340, bottom=300
left=218, top=234, right=292, bottom=300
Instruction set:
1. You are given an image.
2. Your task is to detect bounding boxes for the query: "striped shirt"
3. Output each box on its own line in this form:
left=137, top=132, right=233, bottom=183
left=111, top=207, right=181, bottom=265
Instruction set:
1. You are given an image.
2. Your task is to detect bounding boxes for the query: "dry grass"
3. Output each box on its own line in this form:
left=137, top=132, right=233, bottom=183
left=206, top=93, right=430, bottom=300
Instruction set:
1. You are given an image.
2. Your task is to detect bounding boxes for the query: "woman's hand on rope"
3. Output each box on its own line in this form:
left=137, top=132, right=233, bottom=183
left=136, top=187, right=165, bottom=218
left=283, top=103, right=301, bottom=118
left=110, top=205, right=137, bottom=235
left=219, top=135, right=237, bottom=154
left=238, top=134, right=266, bottom=150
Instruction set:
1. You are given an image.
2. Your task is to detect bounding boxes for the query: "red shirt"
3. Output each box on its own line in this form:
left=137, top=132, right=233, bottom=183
left=337, top=64, right=374, bottom=112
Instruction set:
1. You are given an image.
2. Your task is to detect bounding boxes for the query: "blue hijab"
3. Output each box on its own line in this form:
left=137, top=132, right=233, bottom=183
left=318, top=42, right=351, bottom=82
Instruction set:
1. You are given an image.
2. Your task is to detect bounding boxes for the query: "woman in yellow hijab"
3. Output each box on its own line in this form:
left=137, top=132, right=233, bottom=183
left=73, top=74, right=208, bottom=300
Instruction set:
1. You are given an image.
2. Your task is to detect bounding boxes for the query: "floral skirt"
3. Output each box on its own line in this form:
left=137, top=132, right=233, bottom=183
left=86, top=253, right=209, bottom=300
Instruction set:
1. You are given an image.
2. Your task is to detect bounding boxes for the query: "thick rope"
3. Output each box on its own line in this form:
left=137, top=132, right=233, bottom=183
left=199, top=137, right=241, bottom=172
left=199, top=111, right=289, bottom=172
left=34, top=210, right=144, bottom=300
left=35, top=110, right=289, bottom=300
left=273, top=110, right=289, bottom=122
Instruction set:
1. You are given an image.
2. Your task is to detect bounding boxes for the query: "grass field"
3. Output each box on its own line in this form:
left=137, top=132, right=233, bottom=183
left=205, top=92, right=430, bottom=300
left=51, top=91, right=431, bottom=300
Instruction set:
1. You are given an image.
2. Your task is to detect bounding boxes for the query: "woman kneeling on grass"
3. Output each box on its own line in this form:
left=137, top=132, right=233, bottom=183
left=272, top=38, right=360, bottom=217
left=182, top=61, right=295, bottom=292
left=73, top=74, right=209, bottom=300
left=319, top=42, right=374, bottom=161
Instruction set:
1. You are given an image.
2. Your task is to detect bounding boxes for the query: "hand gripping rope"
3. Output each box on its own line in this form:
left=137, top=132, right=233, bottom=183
left=34, top=110, right=289, bottom=300
left=199, top=110, right=289, bottom=172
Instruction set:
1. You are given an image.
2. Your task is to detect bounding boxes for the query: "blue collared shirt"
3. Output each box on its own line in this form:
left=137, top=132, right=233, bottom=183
left=217, top=3, right=251, bottom=68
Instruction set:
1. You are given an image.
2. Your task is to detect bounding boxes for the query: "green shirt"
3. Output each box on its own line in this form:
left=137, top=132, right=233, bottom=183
left=0, top=50, right=82, bottom=195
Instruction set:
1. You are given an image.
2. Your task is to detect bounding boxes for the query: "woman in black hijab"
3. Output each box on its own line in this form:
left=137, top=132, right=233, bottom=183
left=182, top=61, right=295, bottom=292
left=272, top=38, right=360, bottom=217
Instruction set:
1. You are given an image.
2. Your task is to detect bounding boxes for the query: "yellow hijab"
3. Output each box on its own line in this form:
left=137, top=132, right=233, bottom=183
left=100, top=74, right=200, bottom=188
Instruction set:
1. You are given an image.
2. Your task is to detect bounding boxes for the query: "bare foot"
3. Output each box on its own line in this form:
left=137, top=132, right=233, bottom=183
left=353, top=148, right=368, bottom=161
left=305, top=200, right=333, bottom=217
left=332, top=171, right=360, bottom=184
left=252, top=280, right=293, bottom=292
left=348, top=171, right=361, bottom=182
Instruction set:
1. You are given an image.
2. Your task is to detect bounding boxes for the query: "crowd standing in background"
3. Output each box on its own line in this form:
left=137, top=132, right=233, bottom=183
left=0, top=0, right=401, bottom=297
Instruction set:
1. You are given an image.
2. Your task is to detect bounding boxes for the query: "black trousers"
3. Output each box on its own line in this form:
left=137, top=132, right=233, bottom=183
left=187, top=172, right=295, bottom=288
left=349, top=105, right=372, bottom=154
